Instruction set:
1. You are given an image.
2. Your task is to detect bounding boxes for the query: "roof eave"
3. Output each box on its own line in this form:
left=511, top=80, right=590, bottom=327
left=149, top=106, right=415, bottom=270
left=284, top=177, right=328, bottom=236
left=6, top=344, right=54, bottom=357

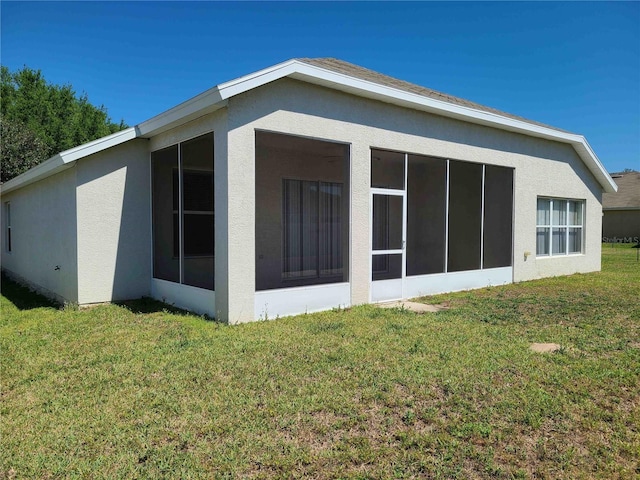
left=603, top=206, right=640, bottom=211
left=1, top=127, right=139, bottom=194
left=288, top=62, right=618, bottom=194
left=1, top=154, right=70, bottom=195
left=136, top=59, right=302, bottom=137
left=2, top=59, right=617, bottom=194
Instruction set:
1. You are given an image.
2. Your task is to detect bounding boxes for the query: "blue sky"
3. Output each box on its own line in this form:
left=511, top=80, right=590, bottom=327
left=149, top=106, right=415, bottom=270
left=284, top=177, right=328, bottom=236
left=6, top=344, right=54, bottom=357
left=2, top=1, right=639, bottom=173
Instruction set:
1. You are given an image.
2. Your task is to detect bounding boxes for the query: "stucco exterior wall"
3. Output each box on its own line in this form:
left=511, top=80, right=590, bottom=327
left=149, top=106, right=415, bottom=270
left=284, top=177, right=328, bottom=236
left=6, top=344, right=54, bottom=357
left=76, top=139, right=151, bottom=304
left=1, top=167, right=78, bottom=303
left=225, top=78, right=603, bottom=322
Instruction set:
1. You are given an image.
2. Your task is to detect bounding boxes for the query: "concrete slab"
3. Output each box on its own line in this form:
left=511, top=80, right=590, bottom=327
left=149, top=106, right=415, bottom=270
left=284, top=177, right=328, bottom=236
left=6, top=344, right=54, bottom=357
left=377, top=301, right=446, bottom=313
left=530, top=343, right=561, bottom=353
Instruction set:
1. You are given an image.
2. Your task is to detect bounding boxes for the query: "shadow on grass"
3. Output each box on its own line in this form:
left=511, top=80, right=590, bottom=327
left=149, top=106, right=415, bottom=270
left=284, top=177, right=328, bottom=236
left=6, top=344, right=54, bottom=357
left=1, top=273, right=59, bottom=311
left=115, top=297, right=219, bottom=323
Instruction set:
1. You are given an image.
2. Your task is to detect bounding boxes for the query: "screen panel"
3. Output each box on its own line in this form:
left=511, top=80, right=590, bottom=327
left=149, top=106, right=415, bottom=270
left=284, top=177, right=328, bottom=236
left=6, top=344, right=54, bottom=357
left=181, top=133, right=214, bottom=290
left=447, top=161, right=482, bottom=272
left=406, top=155, right=446, bottom=276
left=152, top=145, right=180, bottom=283
left=483, top=165, right=513, bottom=268
left=372, top=253, right=403, bottom=281
left=371, top=149, right=405, bottom=190
left=372, top=194, right=403, bottom=251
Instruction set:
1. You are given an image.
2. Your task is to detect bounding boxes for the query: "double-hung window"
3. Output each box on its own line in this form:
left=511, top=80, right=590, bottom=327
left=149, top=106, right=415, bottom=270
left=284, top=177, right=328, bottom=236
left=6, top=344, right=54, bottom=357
left=536, top=198, right=584, bottom=256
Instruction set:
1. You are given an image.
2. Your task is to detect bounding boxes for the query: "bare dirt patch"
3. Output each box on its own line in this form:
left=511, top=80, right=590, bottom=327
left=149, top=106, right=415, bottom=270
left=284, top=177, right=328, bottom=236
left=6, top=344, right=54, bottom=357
left=530, top=343, right=561, bottom=353
left=378, top=301, right=448, bottom=313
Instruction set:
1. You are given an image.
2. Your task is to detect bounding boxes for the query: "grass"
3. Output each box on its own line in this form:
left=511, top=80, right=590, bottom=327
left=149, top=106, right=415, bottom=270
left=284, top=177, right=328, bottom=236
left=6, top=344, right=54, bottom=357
left=1, top=245, right=639, bottom=479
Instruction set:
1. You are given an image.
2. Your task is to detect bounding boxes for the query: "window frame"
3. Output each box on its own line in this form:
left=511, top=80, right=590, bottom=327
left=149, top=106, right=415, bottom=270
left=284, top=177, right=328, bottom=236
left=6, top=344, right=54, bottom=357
left=536, top=197, right=585, bottom=257
left=4, top=202, right=11, bottom=253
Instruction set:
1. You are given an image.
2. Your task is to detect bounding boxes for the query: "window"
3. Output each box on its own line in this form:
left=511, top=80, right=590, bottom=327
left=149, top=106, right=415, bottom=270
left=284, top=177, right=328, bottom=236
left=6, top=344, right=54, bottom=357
left=536, top=198, right=584, bottom=256
left=5, top=202, right=11, bottom=253
left=282, top=179, right=343, bottom=279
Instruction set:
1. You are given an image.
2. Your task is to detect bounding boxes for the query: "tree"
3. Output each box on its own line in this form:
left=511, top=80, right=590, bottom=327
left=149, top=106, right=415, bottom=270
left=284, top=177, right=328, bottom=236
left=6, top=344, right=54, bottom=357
left=1, top=66, right=127, bottom=182
left=0, top=117, right=49, bottom=183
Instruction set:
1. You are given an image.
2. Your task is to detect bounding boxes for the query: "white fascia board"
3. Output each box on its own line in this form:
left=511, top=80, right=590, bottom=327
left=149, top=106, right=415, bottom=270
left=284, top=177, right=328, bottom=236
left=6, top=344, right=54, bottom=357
left=136, top=60, right=301, bottom=137
left=0, top=127, right=138, bottom=195
left=571, top=140, right=618, bottom=193
left=1, top=59, right=616, bottom=194
left=136, top=58, right=615, bottom=193
left=1, top=154, right=67, bottom=195
left=57, top=127, right=138, bottom=163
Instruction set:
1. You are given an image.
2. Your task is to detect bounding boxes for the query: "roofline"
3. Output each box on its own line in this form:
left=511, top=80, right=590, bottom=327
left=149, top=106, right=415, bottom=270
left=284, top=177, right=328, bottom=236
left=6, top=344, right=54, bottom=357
left=1, top=128, right=138, bottom=195
left=603, top=207, right=640, bottom=212
left=1, top=59, right=617, bottom=194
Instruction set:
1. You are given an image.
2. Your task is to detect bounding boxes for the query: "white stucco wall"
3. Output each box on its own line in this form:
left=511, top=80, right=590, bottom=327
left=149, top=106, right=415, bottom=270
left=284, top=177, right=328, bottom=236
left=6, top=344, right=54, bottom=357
left=1, top=167, right=78, bottom=303
left=223, top=78, right=602, bottom=322
left=76, top=139, right=151, bottom=304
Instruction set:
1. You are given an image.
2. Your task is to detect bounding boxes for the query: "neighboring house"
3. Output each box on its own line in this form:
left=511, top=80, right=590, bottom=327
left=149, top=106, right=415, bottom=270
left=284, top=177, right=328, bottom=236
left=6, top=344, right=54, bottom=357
left=602, top=171, right=640, bottom=242
left=0, top=58, right=617, bottom=323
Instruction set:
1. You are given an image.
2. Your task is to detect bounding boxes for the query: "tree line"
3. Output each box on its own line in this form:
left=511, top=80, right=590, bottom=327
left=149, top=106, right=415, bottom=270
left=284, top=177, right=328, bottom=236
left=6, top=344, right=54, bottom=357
left=1, top=66, right=127, bottom=182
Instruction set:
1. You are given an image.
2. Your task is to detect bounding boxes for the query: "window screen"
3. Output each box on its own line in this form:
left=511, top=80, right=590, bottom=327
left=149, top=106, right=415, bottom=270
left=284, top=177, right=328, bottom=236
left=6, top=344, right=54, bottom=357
left=406, top=155, right=446, bottom=275
left=483, top=165, right=514, bottom=268
left=447, top=161, right=482, bottom=272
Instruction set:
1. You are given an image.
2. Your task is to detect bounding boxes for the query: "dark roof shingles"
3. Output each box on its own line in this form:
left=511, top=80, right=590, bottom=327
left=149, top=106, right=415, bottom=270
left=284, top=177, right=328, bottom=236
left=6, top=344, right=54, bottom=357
left=603, top=172, right=640, bottom=209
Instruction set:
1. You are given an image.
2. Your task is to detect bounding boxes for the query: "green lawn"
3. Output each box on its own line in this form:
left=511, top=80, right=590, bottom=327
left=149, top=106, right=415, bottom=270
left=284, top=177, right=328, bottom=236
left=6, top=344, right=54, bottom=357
left=2, top=245, right=639, bottom=479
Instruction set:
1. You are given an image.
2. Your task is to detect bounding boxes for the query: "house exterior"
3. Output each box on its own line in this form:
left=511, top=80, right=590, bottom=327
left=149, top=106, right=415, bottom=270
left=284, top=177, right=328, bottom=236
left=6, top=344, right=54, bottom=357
left=602, top=171, right=640, bottom=243
left=0, top=58, right=617, bottom=324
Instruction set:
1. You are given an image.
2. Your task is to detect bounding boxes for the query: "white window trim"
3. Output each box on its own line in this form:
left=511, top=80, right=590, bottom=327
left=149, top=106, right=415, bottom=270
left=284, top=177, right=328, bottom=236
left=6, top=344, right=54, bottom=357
left=536, top=197, right=585, bottom=257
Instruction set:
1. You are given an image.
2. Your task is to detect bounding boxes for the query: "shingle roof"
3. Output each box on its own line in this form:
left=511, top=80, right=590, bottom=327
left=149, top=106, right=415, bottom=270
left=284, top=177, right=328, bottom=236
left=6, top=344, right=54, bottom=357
left=603, top=171, right=640, bottom=209
left=297, top=57, right=571, bottom=133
